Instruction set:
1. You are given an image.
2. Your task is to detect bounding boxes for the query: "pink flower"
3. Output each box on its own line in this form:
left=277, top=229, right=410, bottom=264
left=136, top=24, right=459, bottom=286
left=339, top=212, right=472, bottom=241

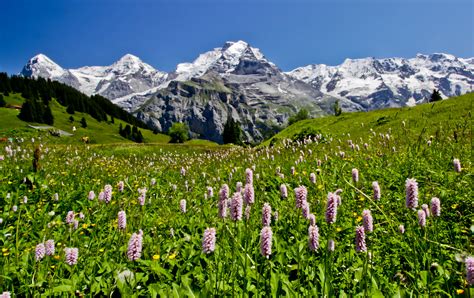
left=180, top=199, right=187, bottom=213
left=325, top=192, right=337, bottom=224
left=127, top=230, right=143, bottom=261
left=310, top=173, right=316, bottom=184
left=236, top=182, right=243, bottom=193
left=245, top=168, right=253, bottom=185
left=301, top=200, right=310, bottom=219
left=372, top=181, right=381, bottom=200
left=66, top=211, right=75, bottom=224
left=453, top=158, right=461, bottom=173
left=294, top=186, right=307, bottom=209
left=422, top=204, right=430, bottom=217
left=260, top=226, right=273, bottom=258
left=352, top=168, right=359, bottom=183
left=430, top=197, right=441, bottom=217
left=88, top=191, right=95, bottom=200
left=45, top=239, right=55, bottom=256
left=466, top=256, right=474, bottom=286
left=207, top=187, right=214, bottom=198
left=35, top=243, right=45, bottom=261
left=362, top=209, right=373, bottom=232
left=244, top=184, right=255, bottom=205
left=230, top=192, right=243, bottom=221
left=405, top=178, right=418, bottom=209
left=118, top=181, right=125, bottom=192
left=118, top=211, right=126, bottom=230
left=202, top=228, right=216, bottom=254
left=104, top=184, right=112, bottom=203
left=417, top=210, right=426, bottom=227
left=355, top=226, right=367, bottom=253
left=309, top=214, right=316, bottom=226
left=218, top=199, right=228, bottom=218
left=399, top=224, right=405, bottom=234
left=328, top=239, right=335, bottom=252
left=65, top=247, right=79, bottom=265
left=262, top=203, right=272, bottom=226
left=308, top=225, right=320, bottom=252
left=280, top=184, right=288, bottom=199
left=219, top=184, right=229, bottom=201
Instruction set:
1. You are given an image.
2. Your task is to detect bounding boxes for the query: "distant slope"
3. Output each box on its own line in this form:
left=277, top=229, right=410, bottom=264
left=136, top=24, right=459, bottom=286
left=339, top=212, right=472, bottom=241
left=0, top=93, right=170, bottom=144
left=263, top=93, right=473, bottom=146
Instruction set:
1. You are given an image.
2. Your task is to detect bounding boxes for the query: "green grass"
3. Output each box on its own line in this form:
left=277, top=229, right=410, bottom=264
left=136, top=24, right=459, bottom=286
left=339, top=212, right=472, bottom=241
left=0, top=93, right=472, bottom=296
left=263, top=93, right=473, bottom=146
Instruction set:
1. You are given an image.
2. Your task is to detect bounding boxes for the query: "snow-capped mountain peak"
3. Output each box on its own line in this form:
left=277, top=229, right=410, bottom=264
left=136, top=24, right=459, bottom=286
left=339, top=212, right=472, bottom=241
left=22, top=53, right=66, bottom=78
left=110, top=54, right=156, bottom=74
left=287, top=53, right=473, bottom=109
left=174, top=40, right=275, bottom=81
left=21, top=53, right=168, bottom=99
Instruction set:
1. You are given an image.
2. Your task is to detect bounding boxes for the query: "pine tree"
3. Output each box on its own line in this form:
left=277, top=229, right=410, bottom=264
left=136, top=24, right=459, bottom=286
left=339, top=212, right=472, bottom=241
left=223, top=117, right=242, bottom=145
left=123, top=125, right=132, bottom=139
left=69, top=116, right=75, bottom=123
left=119, top=123, right=123, bottom=136
left=80, top=117, right=87, bottom=128
left=430, top=89, right=442, bottom=102
left=66, top=105, right=75, bottom=114
left=0, top=94, right=6, bottom=107
left=333, top=100, right=342, bottom=116
left=18, top=99, right=36, bottom=122
left=43, top=104, right=54, bottom=125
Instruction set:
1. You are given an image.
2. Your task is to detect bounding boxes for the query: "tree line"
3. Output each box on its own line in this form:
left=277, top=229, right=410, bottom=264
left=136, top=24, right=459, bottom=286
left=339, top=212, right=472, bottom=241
left=0, top=73, right=148, bottom=128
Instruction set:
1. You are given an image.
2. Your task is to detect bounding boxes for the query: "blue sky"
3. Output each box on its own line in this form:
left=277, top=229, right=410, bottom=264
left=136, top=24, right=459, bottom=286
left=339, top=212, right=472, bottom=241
left=0, top=0, right=472, bottom=74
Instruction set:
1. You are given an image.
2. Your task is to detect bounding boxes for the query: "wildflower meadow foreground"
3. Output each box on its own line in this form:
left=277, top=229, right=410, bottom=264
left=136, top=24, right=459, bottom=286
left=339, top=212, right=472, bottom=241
left=0, top=114, right=473, bottom=296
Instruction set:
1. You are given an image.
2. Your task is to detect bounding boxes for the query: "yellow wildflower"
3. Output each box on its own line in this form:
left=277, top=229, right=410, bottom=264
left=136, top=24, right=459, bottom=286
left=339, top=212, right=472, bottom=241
left=168, top=253, right=177, bottom=260
left=152, top=254, right=160, bottom=261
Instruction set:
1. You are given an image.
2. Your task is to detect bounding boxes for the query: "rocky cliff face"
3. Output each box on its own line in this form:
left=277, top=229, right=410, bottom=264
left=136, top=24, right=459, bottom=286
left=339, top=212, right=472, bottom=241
left=135, top=72, right=339, bottom=143
left=121, top=40, right=353, bottom=143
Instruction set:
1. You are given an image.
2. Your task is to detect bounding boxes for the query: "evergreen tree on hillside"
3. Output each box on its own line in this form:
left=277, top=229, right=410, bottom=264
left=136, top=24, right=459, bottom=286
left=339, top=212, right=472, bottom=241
left=123, top=125, right=132, bottom=139
left=0, top=94, right=6, bottom=107
left=69, top=116, right=75, bottom=123
left=80, top=117, right=87, bottom=128
left=18, top=99, right=36, bottom=122
left=430, top=89, right=442, bottom=102
left=43, top=105, right=54, bottom=125
left=223, top=117, right=242, bottom=145
left=66, top=105, right=75, bottom=114
left=333, top=100, right=342, bottom=116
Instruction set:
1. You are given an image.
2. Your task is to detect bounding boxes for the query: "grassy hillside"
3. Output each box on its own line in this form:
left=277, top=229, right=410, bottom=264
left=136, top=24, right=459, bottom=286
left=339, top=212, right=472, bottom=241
left=264, top=93, right=473, bottom=146
left=0, top=93, right=171, bottom=144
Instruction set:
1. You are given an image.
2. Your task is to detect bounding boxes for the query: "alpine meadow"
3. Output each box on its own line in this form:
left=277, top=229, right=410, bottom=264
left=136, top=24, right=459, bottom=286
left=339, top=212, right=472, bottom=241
left=1, top=0, right=473, bottom=297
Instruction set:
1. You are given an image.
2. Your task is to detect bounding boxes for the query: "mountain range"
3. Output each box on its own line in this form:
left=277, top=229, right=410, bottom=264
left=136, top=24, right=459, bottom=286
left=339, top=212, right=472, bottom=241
left=20, top=41, right=474, bottom=143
